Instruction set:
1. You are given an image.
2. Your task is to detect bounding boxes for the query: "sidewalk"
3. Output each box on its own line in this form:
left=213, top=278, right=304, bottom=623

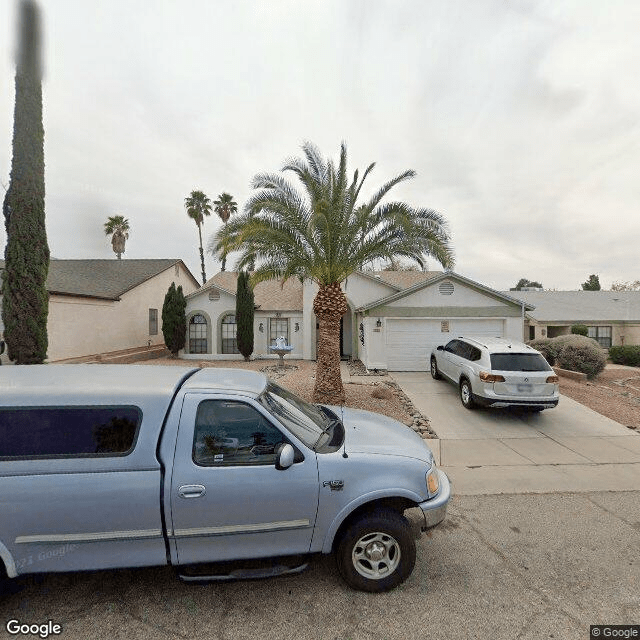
left=388, top=371, right=640, bottom=495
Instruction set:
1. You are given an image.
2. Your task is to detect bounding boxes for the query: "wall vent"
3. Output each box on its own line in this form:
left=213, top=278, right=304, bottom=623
left=208, top=288, right=220, bottom=301
left=438, top=281, right=454, bottom=295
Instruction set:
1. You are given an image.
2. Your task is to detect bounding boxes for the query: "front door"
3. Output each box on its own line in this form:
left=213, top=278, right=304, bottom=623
left=169, top=393, right=319, bottom=565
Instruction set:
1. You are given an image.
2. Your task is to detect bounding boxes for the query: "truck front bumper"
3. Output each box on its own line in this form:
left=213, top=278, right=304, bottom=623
left=418, top=469, right=452, bottom=530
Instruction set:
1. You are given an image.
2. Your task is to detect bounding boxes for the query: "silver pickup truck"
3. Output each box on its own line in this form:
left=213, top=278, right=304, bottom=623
left=0, top=365, right=450, bottom=593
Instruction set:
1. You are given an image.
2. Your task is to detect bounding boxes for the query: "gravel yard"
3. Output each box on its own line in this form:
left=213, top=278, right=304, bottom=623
left=559, top=366, right=640, bottom=431
left=140, top=358, right=437, bottom=438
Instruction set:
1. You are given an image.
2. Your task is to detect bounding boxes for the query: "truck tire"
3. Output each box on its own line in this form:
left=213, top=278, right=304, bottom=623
left=336, top=509, right=416, bottom=592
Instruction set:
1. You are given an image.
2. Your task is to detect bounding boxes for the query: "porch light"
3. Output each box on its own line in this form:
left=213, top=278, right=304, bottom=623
left=376, top=319, right=382, bottom=328
left=258, top=323, right=264, bottom=333
left=294, top=322, right=299, bottom=332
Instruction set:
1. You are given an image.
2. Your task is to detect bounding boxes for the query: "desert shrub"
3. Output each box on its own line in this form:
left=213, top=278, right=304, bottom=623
left=556, top=337, right=607, bottom=379
left=609, top=345, right=640, bottom=367
left=527, top=338, right=556, bottom=364
left=528, top=334, right=606, bottom=376
left=571, top=324, right=589, bottom=336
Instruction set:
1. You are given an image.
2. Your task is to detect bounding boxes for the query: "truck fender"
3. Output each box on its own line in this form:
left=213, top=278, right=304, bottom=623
left=321, top=488, right=423, bottom=554
left=0, top=541, right=17, bottom=578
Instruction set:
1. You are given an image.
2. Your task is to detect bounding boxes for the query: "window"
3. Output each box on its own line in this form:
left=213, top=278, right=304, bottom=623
left=221, top=314, right=239, bottom=354
left=0, top=406, right=141, bottom=459
left=149, top=308, right=158, bottom=335
left=587, top=326, right=612, bottom=348
left=193, top=400, right=292, bottom=467
left=270, top=318, right=289, bottom=345
left=189, top=314, right=207, bottom=354
left=490, top=353, right=552, bottom=372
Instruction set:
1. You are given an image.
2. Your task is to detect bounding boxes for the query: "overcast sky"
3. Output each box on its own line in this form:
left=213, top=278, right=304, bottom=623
left=1, top=0, right=639, bottom=291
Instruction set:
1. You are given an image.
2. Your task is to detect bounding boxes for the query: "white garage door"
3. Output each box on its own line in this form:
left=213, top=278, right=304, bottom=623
left=386, top=318, right=505, bottom=371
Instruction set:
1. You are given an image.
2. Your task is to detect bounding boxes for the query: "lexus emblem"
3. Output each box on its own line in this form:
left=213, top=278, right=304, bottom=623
left=524, top=377, right=529, bottom=382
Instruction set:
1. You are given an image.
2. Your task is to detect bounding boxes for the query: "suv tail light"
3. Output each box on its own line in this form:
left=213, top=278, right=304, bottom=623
left=479, top=372, right=505, bottom=383
left=546, top=375, right=559, bottom=383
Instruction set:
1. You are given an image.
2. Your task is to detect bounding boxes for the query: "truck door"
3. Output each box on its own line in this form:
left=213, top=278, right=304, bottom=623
left=169, top=394, right=319, bottom=565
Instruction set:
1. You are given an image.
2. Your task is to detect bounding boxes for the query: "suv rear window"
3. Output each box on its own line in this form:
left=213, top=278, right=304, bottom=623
left=490, top=353, right=552, bottom=372
left=0, top=406, right=142, bottom=459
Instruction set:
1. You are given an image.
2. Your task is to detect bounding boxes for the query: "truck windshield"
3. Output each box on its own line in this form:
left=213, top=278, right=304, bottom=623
left=258, top=381, right=332, bottom=450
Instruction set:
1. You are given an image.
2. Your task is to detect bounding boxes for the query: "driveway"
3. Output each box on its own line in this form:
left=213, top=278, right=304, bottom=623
left=390, top=372, right=640, bottom=495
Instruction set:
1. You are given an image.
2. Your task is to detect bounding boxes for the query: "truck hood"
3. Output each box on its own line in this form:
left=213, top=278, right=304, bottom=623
left=326, top=406, right=434, bottom=464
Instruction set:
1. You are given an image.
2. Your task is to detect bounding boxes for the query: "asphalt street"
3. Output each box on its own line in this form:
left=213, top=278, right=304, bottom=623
left=2, top=491, right=639, bottom=640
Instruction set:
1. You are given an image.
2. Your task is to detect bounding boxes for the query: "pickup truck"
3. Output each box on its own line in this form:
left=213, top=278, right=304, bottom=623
left=0, top=365, right=450, bottom=593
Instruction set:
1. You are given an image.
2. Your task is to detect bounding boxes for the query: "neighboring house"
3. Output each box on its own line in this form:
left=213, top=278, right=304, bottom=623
left=0, top=259, right=199, bottom=362
left=505, top=290, right=640, bottom=348
left=184, top=270, right=533, bottom=371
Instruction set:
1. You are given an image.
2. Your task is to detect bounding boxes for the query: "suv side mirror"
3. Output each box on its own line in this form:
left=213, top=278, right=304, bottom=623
left=275, top=443, right=295, bottom=470
left=436, top=345, right=444, bottom=351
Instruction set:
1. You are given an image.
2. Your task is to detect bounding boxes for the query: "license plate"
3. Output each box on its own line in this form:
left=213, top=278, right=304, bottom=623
left=517, top=383, right=533, bottom=393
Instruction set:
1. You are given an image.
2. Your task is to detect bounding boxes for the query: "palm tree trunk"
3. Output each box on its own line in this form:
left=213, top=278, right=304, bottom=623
left=197, top=222, right=206, bottom=284
left=313, top=283, right=348, bottom=404
left=221, top=253, right=226, bottom=272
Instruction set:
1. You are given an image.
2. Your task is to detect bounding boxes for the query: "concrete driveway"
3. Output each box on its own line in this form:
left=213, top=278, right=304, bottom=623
left=390, top=372, right=640, bottom=495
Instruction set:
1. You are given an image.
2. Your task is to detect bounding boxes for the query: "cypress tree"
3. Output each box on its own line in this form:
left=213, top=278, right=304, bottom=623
left=162, top=283, right=186, bottom=356
left=235, top=271, right=254, bottom=361
left=2, top=0, right=49, bottom=364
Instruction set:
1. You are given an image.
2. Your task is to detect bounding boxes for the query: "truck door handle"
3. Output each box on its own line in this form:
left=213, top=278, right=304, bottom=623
left=178, top=484, right=206, bottom=499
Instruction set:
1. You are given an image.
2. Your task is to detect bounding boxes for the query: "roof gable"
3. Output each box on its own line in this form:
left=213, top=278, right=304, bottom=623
left=356, top=271, right=535, bottom=312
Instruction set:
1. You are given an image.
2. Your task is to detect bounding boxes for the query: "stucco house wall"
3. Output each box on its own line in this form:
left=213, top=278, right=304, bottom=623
left=356, top=278, right=526, bottom=371
left=47, top=261, right=197, bottom=361
left=184, top=282, right=304, bottom=360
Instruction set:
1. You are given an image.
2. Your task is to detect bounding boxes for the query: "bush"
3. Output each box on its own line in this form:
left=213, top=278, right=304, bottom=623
left=609, top=345, right=640, bottom=367
left=571, top=324, right=588, bottom=336
left=555, top=336, right=607, bottom=379
left=528, top=334, right=607, bottom=378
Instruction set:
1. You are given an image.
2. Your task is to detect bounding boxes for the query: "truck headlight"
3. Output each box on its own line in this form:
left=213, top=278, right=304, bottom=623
left=426, top=464, right=440, bottom=497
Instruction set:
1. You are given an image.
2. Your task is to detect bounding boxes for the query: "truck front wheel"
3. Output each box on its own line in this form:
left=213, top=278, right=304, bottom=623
left=336, top=510, right=416, bottom=592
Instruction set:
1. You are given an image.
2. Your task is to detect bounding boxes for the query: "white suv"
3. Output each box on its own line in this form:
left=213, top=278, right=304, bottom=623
left=430, top=336, right=559, bottom=411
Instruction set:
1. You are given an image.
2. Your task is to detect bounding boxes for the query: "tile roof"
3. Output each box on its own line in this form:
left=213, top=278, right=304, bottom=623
left=502, top=290, right=640, bottom=322
left=192, top=272, right=304, bottom=311
left=0, top=259, right=192, bottom=300
left=372, top=270, right=442, bottom=289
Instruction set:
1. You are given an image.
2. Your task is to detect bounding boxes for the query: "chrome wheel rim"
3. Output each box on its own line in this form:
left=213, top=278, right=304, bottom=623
left=461, top=383, right=470, bottom=404
left=431, top=360, right=437, bottom=376
left=352, top=531, right=401, bottom=580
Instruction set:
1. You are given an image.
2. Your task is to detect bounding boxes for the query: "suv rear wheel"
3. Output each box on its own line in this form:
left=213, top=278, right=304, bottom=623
left=459, top=378, right=475, bottom=410
left=430, top=357, right=441, bottom=380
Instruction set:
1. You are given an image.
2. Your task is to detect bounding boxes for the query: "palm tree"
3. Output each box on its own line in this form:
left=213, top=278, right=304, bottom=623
left=213, top=142, right=454, bottom=404
left=104, top=215, right=130, bottom=259
left=184, top=190, right=212, bottom=284
left=213, top=192, right=237, bottom=271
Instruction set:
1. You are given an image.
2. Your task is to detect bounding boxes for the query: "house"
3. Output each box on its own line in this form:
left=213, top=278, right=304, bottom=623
left=504, top=290, right=640, bottom=348
left=184, top=270, right=533, bottom=371
left=0, top=259, right=199, bottom=362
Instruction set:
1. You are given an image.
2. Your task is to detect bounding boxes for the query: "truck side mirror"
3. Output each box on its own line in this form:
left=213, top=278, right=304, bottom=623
left=275, top=443, right=295, bottom=470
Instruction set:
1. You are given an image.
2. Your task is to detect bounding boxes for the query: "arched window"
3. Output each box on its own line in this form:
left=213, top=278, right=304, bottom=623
left=221, top=314, right=239, bottom=354
left=189, top=314, right=207, bottom=354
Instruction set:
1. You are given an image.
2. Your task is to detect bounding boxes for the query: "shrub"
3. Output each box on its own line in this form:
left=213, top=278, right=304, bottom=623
left=609, top=345, right=640, bottom=367
left=571, top=324, right=588, bottom=336
left=555, top=336, right=607, bottom=379
left=527, top=338, right=560, bottom=365
left=528, top=334, right=607, bottom=378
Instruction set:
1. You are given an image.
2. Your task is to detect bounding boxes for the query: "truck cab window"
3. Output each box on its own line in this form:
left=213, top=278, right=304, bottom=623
left=193, top=400, right=292, bottom=467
